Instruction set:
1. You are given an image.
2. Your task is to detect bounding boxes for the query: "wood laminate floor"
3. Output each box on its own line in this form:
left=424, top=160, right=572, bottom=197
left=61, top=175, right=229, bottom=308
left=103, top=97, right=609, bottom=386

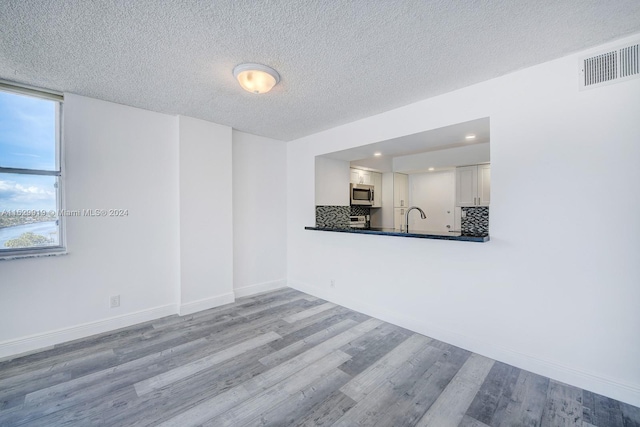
left=1, top=288, right=638, bottom=426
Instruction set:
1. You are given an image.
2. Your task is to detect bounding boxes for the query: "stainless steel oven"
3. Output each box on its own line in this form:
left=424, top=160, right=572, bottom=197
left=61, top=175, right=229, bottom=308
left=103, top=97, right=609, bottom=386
left=350, top=183, right=374, bottom=206
left=349, top=215, right=367, bottom=228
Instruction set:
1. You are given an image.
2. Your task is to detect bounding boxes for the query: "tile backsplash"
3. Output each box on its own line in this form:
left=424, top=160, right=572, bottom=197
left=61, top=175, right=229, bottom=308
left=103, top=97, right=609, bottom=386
left=461, top=207, right=489, bottom=234
left=350, top=206, right=371, bottom=217
left=317, top=205, right=487, bottom=234
left=315, top=205, right=371, bottom=228
left=315, top=206, right=350, bottom=228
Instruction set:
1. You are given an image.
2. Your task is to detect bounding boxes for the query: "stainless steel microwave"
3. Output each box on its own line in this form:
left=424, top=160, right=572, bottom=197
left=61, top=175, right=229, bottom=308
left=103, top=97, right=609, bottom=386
left=350, top=183, right=374, bottom=206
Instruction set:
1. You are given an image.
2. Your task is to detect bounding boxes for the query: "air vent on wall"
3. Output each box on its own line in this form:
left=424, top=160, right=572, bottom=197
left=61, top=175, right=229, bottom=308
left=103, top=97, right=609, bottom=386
left=620, top=44, right=639, bottom=78
left=580, top=41, right=640, bottom=90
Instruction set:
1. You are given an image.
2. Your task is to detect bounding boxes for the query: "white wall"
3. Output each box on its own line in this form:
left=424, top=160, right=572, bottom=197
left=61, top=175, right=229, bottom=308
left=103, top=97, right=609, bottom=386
left=408, top=171, right=455, bottom=232
left=350, top=155, right=393, bottom=172
left=178, top=116, right=233, bottom=315
left=0, top=97, right=287, bottom=356
left=232, top=130, right=287, bottom=297
left=314, top=156, right=350, bottom=206
left=394, top=142, right=490, bottom=173
left=0, top=94, right=180, bottom=355
left=287, top=34, right=640, bottom=406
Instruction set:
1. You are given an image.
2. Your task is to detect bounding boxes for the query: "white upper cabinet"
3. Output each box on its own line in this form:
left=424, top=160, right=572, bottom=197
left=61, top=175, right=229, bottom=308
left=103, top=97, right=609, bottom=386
left=477, top=164, right=491, bottom=206
left=455, top=166, right=478, bottom=207
left=455, top=164, right=490, bottom=207
left=350, top=169, right=360, bottom=184
left=393, top=173, right=408, bottom=207
left=350, top=168, right=371, bottom=185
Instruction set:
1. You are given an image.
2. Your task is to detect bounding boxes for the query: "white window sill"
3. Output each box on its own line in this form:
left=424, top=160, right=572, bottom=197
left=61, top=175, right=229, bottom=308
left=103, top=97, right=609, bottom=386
left=0, top=249, right=68, bottom=261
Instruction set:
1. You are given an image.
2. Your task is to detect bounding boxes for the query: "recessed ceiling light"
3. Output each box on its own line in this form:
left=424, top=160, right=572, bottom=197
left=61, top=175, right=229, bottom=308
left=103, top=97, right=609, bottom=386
left=374, top=152, right=382, bottom=156
left=428, top=167, right=435, bottom=171
left=233, top=63, right=280, bottom=94
left=465, top=134, right=476, bottom=140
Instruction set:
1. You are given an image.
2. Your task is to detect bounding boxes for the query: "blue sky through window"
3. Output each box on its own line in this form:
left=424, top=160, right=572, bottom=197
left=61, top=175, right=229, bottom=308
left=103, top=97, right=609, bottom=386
left=0, top=173, right=57, bottom=212
left=0, top=91, right=58, bottom=212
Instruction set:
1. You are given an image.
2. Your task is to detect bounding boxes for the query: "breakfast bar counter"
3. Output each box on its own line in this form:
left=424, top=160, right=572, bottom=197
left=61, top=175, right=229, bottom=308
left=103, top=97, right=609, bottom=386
left=305, top=226, right=489, bottom=242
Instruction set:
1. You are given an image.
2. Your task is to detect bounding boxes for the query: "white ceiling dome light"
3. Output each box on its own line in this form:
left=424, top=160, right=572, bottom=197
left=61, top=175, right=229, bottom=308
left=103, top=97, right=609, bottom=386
left=233, top=63, right=280, bottom=94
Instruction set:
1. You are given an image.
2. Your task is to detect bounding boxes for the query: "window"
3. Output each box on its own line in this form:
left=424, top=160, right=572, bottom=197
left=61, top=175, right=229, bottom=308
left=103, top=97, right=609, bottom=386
left=0, top=82, right=64, bottom=257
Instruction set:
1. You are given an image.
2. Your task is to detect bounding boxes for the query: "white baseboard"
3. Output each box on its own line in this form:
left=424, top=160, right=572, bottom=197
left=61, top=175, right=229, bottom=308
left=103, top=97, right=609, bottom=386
left=288, top=280, right=640, bottom=408
left=179, top=292, right=236, bottom=316
left=0, top=304, right=177, bottom=360
left=234, top=279, right=287, bottom=298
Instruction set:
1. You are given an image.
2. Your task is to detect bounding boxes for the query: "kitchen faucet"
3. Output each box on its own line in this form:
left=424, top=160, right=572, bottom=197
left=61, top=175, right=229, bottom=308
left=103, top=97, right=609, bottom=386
left=405, top=206, right=426, bottom=233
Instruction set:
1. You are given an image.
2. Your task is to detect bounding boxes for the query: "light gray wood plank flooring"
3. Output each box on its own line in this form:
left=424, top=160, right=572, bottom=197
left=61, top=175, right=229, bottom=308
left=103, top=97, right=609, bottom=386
left=1, top=288, right=638, bottom=426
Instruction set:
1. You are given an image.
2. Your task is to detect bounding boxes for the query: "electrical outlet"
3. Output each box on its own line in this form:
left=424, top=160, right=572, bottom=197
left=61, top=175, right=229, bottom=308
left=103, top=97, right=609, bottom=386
left=330, top=279, right=336, bottom=288
left=110, top=295, right=120, bottom=308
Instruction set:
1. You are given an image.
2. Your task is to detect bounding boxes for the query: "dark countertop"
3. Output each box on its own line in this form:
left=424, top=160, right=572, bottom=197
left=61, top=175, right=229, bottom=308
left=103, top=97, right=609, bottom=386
left=305, top=226, right=489, bottom=242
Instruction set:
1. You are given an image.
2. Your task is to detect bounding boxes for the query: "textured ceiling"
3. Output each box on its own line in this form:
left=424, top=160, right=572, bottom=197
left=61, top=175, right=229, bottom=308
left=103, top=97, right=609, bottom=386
left=1, top=1, right=639, bottom=141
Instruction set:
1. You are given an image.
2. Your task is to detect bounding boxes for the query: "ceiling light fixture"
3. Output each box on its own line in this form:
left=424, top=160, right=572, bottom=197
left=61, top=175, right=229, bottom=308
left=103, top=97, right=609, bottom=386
left=374, top=152, right=382, bottom=156
left=428, top=167, right=435, bottom=171
left=465, top=134, right=476, bottom=140
left=233, top=63, right=280, bottom=94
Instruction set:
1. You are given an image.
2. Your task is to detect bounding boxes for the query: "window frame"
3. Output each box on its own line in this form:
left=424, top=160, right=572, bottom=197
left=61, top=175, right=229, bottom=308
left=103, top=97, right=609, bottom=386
left=0, top=81, right=66, bottom=259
